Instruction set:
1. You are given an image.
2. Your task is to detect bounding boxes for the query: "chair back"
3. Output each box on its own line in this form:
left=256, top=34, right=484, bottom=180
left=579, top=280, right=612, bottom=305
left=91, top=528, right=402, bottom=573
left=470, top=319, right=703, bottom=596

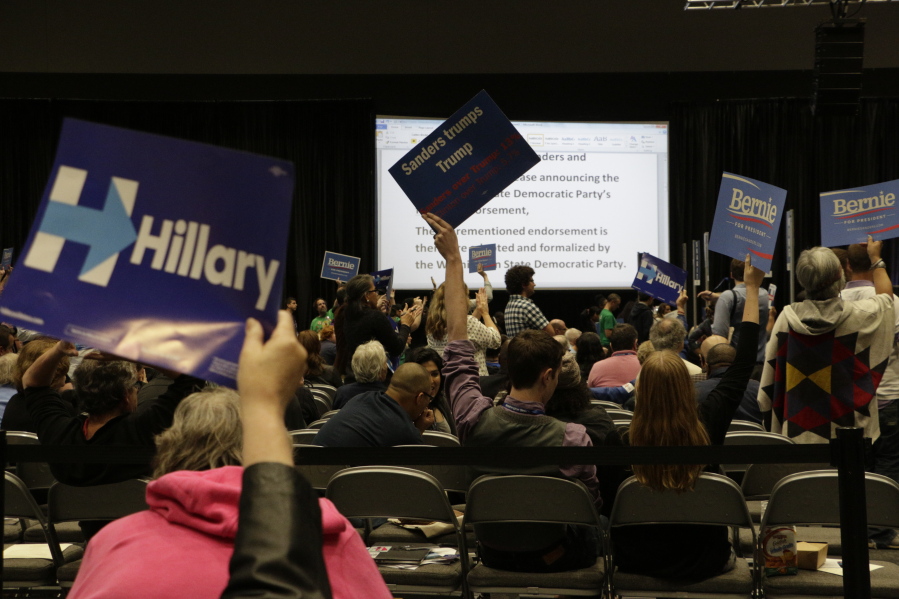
left=762, top=471, right=899, bottom=530
left=320, top=410, right=340, bottom=420
left=307, top=384, right=337, bottom=401
left=728, top=419, right=765, bottom=432
left=48, top=479, right=148, bottom=523
left=6, top=432, right=56, bottom=490
left=722, top=431, right=795, bottom=473
left=610, top=473, right=753, bottom=529
left=4, top=472, right=64, bottom=565
left=307, top=419, right=328, bottom=429
left=604, top=409, right=633, bottom=422
left=741, top=462, right=833, bottom=499
left=464, top=474, right=603, bottom=553
left=308, top=389, right=332, bottom=417
left=421, top=430, right=461, bottom=447
left=393, top=446, right=471, bottom=494
left=590, top=399, right=621, bottom=409
left=289, top=430, right=320, bottom=445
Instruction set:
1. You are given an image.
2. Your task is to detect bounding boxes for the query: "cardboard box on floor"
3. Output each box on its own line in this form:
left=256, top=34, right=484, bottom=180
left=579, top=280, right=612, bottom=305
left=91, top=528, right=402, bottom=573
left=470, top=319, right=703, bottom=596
left=797, top=542, right=828, bottom=570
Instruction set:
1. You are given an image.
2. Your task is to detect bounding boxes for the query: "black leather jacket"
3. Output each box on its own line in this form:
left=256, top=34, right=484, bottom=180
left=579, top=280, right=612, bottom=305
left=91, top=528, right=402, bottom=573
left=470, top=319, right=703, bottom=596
left=220, top=464, right=333, bottom=599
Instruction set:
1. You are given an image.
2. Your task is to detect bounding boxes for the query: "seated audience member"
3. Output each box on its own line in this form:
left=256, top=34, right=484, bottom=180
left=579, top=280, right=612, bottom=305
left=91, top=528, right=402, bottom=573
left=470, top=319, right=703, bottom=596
left=479, top=338, right=510, bottom=402
left=492, top=310, right=506, bottom=336
left=577, top=306, right=600, bottom=337
left=0, top=353, right=17, bottom=420
left=649, top=317, right=702, bottom=376
left=332, top=274, right=420, bottom=378
left=627, top=293, right=655, bottom=344
left=0, top=324, right=18, bottom=356
left=575, top=332, right=605, bottom=382
left=331, top=341, right=389, bottom=410
left=428, top=284, right=500, bottom=376
left=760, top=238, right=894, bottom=443
left=319, top=325, right=337, bottom=365
left=553, top=335, right=570, bottom=351
left=1, top=337, right=75, bottom=433
left=484, top=344, right=502, bottom=374
left=696, top=342, right=761, bottom=424
left=550, top=319, right=568, bottom=335
left=613, top=253, right=763, bottom=580
left=312, top=362, right=435, bottom=447
left=68, top=337, right=389, bottom=599
left=588, top=324, right=640, bottom=388
left=404, top=346, right=458, bottom=436
left=297, top=330, right=342, bottom=388
left=429, top=212, right=601, bottom=573
left=545, top=353, right=626, bottom=517
left=564, top=327, right=581, bottom=353
left=22, top=346, right=202, bottom=488
left=636, top=340, right=655, bottom=365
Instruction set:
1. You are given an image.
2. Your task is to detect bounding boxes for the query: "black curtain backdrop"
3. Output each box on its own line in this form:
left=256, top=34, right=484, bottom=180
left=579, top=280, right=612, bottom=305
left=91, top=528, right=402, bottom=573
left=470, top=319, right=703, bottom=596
left=0, top=98, right=374, bottom=328
left=670, top=98, right=899, bottom=315
left=2, top=96, right=899, bottom=329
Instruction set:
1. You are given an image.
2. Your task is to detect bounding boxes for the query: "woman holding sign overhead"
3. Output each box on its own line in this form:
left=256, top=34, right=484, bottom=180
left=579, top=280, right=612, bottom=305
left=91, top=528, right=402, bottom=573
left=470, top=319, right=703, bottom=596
left=333, top=274, right=422, bottom=379
left=427, top=283, right=500, bottom=376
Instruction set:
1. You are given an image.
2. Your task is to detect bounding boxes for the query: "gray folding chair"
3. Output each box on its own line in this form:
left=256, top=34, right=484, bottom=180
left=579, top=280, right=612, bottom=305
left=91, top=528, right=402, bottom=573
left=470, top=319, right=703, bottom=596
left=421, top=430, right=461, bottom=447
left=728, top=419, right=765, bottom=433
left=722, top=430, right=795, bottom=476
left=605, top=409, right=633, bottom=422
left=320, top=409, right=340, bottom=420
left=307, top=419, right=329, bottom=429
left=760, top=471, right=899, bottom=598
left=308, top=383, right=338, bottom=402
left=3, top=472, right=82, bottom=590
left=609, top=473, right=757, bottom=598
left=741, top=461, right=833, bottom=523
left=308, top=389, right=332, bottom=418
left=48, top=478, right=149, bottom=589
left=326, top=466, right=470, bottom=597
left=463, top=474, right=607, bottom=597
left=591, top=399, right=621, bottom=410
left=289, top=429, right=320, bottom=445
left=293, top=444, right=346, bottom=491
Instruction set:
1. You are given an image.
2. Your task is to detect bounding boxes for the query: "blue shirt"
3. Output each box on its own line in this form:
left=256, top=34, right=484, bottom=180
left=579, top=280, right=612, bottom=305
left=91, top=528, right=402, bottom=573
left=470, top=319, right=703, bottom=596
left=313, top=390, right=422, bottom=447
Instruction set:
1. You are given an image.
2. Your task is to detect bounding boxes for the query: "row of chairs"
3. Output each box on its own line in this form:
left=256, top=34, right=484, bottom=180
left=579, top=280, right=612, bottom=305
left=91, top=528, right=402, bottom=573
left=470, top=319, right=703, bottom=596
left=323, top=465, right=899, bottom=598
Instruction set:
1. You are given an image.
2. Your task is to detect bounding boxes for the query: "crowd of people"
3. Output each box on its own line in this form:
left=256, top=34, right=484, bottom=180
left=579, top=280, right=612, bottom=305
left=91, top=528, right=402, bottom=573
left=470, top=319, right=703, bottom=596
left=0, top=214, right=896, bottom=594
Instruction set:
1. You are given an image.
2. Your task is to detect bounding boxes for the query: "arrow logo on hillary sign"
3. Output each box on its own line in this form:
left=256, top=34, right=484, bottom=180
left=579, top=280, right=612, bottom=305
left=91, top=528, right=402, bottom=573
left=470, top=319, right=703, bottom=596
left=637, top=263, right=656, bottom=284
left=24, top=166, right=138, bottom=287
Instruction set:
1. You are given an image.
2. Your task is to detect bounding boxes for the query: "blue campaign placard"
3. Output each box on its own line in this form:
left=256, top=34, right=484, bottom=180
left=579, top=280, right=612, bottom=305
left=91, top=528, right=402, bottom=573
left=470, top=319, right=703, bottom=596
left=631, top=253, right=687, bottom=306
left=820, top=179, right=899, bottom=246
left=321, top=251, right=360, bottom=282
left=0, top=118, right=295, bottom=387
left=707, top=172, right=786, bottom=273
left=370, top=268, right=393, bottom=299
left=388, top=90, right=540, bottom=228
left=468, top=244, right=497, bottom=273
left=1, top=248, right=12, bottom=270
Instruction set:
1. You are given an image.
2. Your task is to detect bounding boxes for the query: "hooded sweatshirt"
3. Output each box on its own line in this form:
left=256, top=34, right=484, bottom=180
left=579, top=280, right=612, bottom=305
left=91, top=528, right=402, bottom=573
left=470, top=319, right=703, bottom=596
left=758, top=294, right=894, bottom=443
left=68, top=466, right=391, bottom=599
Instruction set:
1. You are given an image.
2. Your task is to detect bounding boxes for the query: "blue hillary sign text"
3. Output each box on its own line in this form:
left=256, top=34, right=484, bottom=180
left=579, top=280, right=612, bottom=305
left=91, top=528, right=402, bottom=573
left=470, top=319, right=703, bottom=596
left=631, top=253, right=687, bottom=306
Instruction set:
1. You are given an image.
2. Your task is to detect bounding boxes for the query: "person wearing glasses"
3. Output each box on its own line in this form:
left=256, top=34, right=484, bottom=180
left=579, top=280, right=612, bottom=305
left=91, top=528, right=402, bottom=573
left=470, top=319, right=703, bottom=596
left=312, top=362, right=435, bottom=447
left=332, top=274, right=421, bottom=379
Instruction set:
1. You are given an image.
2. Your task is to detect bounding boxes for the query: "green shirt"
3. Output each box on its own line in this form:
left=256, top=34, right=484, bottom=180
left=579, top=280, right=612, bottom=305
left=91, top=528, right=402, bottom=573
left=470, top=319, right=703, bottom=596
left=599, top=309, right=616, bottom=346
left=310, top=316, right=332, bottom=333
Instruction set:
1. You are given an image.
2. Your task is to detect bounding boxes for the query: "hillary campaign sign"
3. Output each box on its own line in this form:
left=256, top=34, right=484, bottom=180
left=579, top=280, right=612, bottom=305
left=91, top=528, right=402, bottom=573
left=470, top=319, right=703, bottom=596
left=631, top=253, right=686, bottom=306
left=371, top=268, right=393, bottom=299
left=0, top=119, right=295, bottom=387
left=321, top=251, right=360, bottom=282
left=389, top=90, right=540, bottom=228
left=468, top=244, right=497, bottom=273
left=820, top=179, right=899, bottom=246
left=708, top=172, right=786, bottom=273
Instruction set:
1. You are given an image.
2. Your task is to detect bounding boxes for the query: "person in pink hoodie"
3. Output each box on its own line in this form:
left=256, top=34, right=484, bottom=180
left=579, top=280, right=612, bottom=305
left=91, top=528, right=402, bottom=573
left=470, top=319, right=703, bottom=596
left=67, top=385, right=391, bottom=599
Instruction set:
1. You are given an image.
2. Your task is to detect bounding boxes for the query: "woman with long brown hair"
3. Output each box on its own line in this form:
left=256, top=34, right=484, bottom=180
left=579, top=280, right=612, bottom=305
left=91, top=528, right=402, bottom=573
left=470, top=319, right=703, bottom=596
left=613, top=255, right=763, bottom=580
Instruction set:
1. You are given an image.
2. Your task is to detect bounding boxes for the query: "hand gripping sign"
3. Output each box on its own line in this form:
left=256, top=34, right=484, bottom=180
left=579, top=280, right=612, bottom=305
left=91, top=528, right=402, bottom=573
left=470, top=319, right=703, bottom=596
left=631, top=253, right=687, bottom=306
left=0, top=119, right=295, bottom=387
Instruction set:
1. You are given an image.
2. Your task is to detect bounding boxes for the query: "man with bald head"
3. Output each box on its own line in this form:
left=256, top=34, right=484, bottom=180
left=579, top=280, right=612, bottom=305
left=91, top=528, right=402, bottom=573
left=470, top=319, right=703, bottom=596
left=313, top=362, right=436, bottom=446
left=695, top=341, right=762, bottom=424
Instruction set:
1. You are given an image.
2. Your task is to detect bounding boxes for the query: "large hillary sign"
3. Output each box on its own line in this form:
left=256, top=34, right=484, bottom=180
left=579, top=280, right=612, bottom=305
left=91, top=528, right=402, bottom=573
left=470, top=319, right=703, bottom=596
left=0, top=119, right=295, bottom=387
left=388, top=90, right=540, bottom=228
left=631, top=253, right=686, bottom=306
left=708, top=172, right=786, bottom=273
left=820, top=179, right=899, bottom=246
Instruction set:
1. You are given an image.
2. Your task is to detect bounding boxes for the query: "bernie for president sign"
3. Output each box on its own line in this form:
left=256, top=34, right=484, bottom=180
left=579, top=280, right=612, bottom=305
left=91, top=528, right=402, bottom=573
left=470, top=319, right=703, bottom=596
left=0, top=118, right=295, bottom=387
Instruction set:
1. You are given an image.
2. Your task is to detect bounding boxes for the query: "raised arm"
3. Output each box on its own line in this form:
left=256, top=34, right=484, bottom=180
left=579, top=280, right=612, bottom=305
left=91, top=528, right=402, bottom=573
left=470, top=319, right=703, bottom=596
left=23, top=340, right=77, bottom=388
left=424, top=213, right=467, bottom=342
left=865, top=235, right=893, bottom=296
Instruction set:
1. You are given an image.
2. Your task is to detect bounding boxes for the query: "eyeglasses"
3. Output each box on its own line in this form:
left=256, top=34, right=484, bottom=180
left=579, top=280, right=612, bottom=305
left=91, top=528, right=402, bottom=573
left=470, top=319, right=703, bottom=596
left=365, top=288, right=378, bottom=295
left=418, top=391, right=434, bottom=402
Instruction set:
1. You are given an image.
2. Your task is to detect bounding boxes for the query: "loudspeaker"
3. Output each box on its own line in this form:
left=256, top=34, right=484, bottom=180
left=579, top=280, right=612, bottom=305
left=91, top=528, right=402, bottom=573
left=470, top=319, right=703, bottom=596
left=813, top=20, right=865, bottom=117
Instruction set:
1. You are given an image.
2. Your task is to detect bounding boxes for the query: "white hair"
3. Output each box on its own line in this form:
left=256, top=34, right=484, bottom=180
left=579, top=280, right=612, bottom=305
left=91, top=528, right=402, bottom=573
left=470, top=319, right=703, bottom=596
left=352, top=340, right=387, bottom=383
left=796, top=246, right=845, bottom=300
